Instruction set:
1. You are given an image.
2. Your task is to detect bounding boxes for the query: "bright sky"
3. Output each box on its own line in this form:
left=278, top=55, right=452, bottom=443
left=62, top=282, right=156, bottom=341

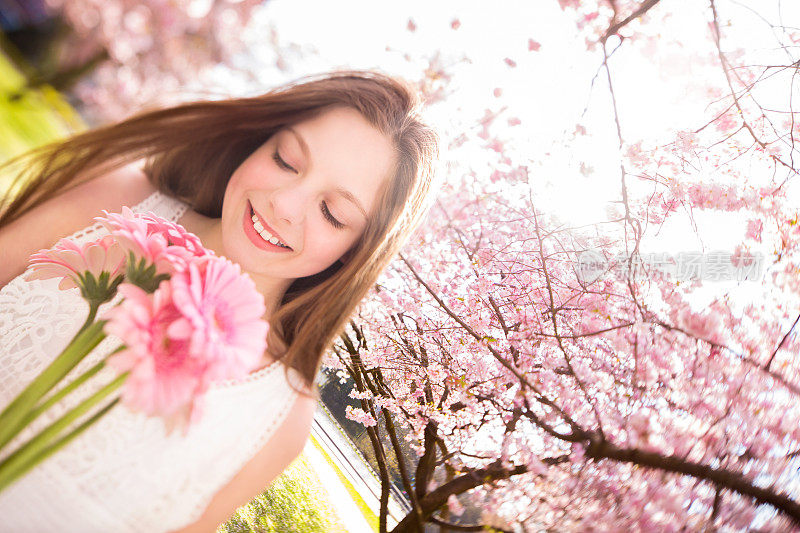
left=182, top=0, right=800, bottom=308
left=194, top=0, right=797, bottom=230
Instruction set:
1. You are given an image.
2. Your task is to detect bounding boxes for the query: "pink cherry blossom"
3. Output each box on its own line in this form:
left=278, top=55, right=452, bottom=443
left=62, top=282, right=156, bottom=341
left=447, top=494, right=465, bottom=516
left=345, top=405, right=377, bottom=427
left=745, top=218, right=764, bottom=242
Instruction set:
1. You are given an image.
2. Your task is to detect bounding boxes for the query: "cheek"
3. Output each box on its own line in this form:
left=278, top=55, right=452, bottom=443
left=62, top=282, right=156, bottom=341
left=221, top=173, right=246, bottom=213
left=305, top=227, right=353, bottom=263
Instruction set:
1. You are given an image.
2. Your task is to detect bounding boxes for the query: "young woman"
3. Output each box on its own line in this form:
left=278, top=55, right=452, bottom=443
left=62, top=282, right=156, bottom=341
left=0, top=70, right=438, bottom=532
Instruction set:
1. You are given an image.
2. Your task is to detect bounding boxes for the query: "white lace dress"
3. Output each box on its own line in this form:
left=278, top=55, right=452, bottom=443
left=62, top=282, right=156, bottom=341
left=0, top=191, right=307, bottom=532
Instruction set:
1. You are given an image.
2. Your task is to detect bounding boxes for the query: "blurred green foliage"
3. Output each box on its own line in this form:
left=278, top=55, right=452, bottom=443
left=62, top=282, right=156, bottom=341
left=0, top=40, right=84, bottom=199
left=0, top=42, right=84, bottom=163
left=309, top=432, right=379, bottom=531
left=216, top=450, right=348, bottom=533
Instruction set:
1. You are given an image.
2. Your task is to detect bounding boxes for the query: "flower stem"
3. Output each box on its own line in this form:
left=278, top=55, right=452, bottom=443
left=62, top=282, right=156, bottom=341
left=0, top=372, right=127, bottom=492
left=25, top=345, right=125, bottom=428
left=80, top=303, right=99, bottom=332
left=0, top=319, right=107, bottom=450
left=21, top=361, right=107, bottom=431
left=5, top=398, right=121, bottom=492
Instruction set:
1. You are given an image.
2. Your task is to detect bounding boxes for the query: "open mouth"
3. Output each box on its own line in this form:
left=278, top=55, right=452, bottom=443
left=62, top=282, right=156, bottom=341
left=244, top=201, right=292, bottom=252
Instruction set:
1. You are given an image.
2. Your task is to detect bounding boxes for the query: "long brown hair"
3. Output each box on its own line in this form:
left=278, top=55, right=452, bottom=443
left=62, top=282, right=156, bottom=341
left=0, top=70, right=439, bottom=399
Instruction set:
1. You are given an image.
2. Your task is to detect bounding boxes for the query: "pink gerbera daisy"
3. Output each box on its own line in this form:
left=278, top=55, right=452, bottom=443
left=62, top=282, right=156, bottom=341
left=168, top=255, right=268, bottom=387
left=26, top=235, right=126, bottom=303
left=96, top=207, right=171, bottom=270
left=103, top=256, right=268, bottom=434
left=104, top=281, right=208, bottom=435
left=137, top=211, right=208, bottom=258
left=95, top=207, right=210, bottom=276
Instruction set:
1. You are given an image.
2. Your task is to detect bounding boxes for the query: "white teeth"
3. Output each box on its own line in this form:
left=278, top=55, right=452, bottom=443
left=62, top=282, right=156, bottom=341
left=251, top=214, right=288, bottom=248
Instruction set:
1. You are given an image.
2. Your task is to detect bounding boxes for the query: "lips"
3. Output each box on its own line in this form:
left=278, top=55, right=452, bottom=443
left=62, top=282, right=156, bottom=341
left=246, top=200, right=292, bottom=251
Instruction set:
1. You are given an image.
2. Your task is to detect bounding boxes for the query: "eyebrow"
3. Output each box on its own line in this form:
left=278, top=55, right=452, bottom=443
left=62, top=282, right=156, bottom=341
left=286, top=126, right=368, bottom=220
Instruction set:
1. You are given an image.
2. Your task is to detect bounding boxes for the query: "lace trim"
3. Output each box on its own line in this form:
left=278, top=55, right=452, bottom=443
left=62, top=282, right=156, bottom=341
left=171, top=198, right=188, bottom=224
left=210, top=358, right=284, bottom=389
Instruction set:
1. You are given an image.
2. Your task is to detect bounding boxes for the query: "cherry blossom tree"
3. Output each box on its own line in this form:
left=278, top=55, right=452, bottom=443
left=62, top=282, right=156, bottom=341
left=325, top=1, right=800, bottom=531
left=38, top=0, right=267, bottom=124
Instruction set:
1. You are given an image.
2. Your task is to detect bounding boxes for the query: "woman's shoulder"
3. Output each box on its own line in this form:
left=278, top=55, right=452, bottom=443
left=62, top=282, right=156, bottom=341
left=29, top=159, right=160, bottom=234
left=69, top=159, right=158, bottom=208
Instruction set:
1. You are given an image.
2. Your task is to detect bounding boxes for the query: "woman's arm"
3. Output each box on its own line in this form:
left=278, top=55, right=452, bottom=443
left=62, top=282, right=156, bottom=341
left=169, top=392, right=318, bottom=533
left=0, top=163, right=155, bottom=288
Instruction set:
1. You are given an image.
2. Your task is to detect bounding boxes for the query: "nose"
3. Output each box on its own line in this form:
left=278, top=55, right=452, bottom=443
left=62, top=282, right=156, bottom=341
left=269, top=181, right=314, bottom=227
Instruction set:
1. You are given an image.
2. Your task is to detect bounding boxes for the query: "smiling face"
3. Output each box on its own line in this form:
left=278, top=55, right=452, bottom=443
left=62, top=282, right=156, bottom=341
left=218, top=106, right=396, bottom=293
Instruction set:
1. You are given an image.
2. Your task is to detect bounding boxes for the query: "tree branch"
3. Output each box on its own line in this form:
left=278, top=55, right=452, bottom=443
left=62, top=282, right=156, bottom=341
left=585, top=437, right=800, bottom=523
left=601, top=0, right=662, bottom=43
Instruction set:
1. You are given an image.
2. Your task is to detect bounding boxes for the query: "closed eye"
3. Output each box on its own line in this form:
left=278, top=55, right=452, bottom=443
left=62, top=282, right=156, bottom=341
left=272, top=150, right=297, bottom=173
left=321, top=201, right=345, bottom=229
left=272, top=148, right=344, bottom=228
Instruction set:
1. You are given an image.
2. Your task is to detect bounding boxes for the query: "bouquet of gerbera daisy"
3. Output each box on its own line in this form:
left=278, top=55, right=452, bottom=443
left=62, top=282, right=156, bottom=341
left=0, top=207, right=268, bottom=494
